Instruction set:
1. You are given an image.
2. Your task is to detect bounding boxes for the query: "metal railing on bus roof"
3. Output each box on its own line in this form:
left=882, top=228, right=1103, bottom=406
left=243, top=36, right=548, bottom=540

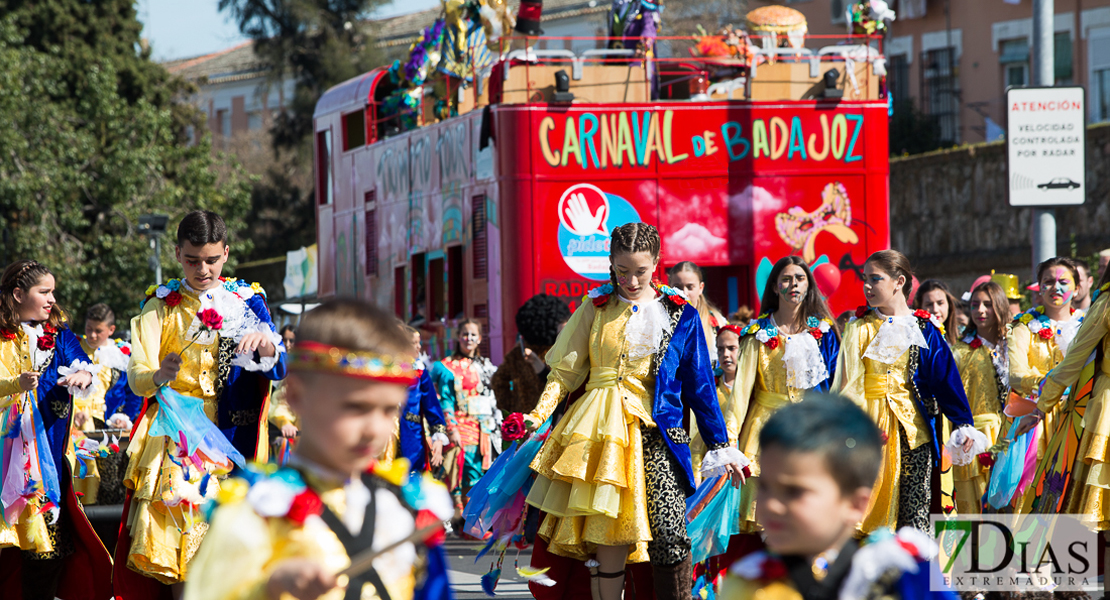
left=366, top=33, right=886, bottom=138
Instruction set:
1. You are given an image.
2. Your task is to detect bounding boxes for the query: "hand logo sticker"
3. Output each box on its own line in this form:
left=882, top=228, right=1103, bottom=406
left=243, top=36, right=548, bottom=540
left=559, top=184, right=610, bottom=237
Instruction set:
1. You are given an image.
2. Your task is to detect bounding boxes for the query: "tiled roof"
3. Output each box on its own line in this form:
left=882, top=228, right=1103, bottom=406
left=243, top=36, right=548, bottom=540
left=163, top=1, right=606, bottom=79
left=164, top=41, right=266, bottom=83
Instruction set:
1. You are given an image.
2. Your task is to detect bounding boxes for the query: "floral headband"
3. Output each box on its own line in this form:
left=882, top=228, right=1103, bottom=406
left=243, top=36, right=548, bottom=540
left=290, top=341, right=420, bottom=385
left=718, top=324, right=745, bottom=337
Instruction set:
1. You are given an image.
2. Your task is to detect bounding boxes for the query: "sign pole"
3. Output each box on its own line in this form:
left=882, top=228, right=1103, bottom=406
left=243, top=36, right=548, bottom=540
left=1031, top=0, right=1056, bottom=274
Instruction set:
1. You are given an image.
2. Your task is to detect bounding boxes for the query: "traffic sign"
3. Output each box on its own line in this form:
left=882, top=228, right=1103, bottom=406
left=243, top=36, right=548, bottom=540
left=1006, top=86, right=1086, bottom=206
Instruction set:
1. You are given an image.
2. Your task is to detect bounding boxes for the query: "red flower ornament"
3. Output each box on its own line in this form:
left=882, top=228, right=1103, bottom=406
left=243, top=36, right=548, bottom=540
left=855, top=305, right=869, bottom=318
left=37, top=334, right=55, bottom=351
left=810, top=329, right=823, bottom=341
left=592, top=295, right=608, bottom=308
left=0, top=329, right=16, bottom=341
left=501, top=412, right=527, bottom=441
left=286, top=488, right=324, bottom=524
left=415, top=509, right=446, bottom=547
left=42, top=323, right=57, bottom=335
left=197, top=308, right=224, bottom=331
left=164, top=291, right=183, bottom=308
left=977, top=452, right=995, bottom=468
left=765, top=337, right=780, bottom=351
left=913, top=309, right=932, bottom=320
left=120, top=346, right=131, bottom=356
left=969, top=338, right=983, bottom=350
left=1037, top=328, right=1054, bottom=340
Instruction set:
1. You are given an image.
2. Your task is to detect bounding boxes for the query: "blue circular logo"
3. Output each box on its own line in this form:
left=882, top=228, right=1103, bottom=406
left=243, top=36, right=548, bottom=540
left=556, top=184, right=642, bottom=280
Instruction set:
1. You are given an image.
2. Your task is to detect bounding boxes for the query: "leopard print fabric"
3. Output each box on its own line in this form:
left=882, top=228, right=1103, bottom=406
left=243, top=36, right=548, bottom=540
left=643, top=428, right=691, bottom=566
left=22, top=511, right=74, bottom=561
left=896, top=433, right=933, bottom=533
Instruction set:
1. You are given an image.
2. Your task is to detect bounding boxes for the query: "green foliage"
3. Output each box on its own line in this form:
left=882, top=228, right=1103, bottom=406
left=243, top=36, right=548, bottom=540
left=0, top=3, right=252, bottom=327
left=219, top=0, right=388, bottom=149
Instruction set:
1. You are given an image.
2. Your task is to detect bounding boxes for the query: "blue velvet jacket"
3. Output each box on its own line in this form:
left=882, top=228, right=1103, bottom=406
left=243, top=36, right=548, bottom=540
left=104, top=370, right=143, bottom=420
left=218, top=294, right=288, bottom=457
left=36, top=327, right=94, bottom=479
left=912, top=317, right=974, bottom=465
left=401, top=368, right=449, bottom=472
left=654, top=301, right=732, bottom=494
left=817, top=329, right=840, bottom=392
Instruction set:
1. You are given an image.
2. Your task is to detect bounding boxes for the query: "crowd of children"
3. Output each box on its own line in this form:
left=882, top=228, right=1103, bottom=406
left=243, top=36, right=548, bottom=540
left=0, top=210, right=1103, bottom=600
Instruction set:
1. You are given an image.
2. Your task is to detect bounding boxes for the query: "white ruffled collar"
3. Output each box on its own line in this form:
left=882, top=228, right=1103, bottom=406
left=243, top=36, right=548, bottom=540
left=770, top=315, right=830, bottom=389
left=21, top=322, right=52, bottom=371
left=862, top=312, right=928, bottom=365
left=619, top=294, right=666, bottom=362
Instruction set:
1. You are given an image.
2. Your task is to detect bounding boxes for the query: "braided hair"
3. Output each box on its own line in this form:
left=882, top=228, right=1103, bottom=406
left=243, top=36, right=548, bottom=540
left=0, top=260, right=67, bottom=332
left=604, top=222, right=661, bottom=307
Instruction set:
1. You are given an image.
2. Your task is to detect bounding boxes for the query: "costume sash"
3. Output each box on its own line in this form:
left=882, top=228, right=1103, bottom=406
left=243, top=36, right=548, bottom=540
left=0, top=391, right=62, bottom=524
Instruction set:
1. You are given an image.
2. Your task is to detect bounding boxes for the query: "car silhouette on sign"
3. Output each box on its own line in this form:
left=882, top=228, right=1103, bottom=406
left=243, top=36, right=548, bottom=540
left=1037, top=177, right=1081, bottom=190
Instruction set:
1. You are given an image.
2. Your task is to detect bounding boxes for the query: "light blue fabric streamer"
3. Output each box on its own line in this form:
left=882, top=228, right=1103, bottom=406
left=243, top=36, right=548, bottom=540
left=464, top=417, right=552, bottom=537
left=147, top=387, right=246, bottom=468
left=685, top=474, right=742, bottom=564
left=987, top=419, right=1032, bottom=510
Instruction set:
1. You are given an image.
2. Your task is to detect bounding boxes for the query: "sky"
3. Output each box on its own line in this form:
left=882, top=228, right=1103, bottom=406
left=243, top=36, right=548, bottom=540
left=137, top=0, right=440, bottom=62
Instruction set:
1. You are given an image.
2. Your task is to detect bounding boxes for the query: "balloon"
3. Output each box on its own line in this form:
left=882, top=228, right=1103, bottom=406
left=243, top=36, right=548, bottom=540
left=812, top=263, right=841, bottom=298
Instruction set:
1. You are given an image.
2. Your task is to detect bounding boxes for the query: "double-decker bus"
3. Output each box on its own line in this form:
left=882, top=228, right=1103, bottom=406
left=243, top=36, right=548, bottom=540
left=313, top=33, right=891, bottom=359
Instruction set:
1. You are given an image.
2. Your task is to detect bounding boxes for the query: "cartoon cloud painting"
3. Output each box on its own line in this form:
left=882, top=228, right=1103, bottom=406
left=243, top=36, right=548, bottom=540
left=774, top=181, right=859, bottom=263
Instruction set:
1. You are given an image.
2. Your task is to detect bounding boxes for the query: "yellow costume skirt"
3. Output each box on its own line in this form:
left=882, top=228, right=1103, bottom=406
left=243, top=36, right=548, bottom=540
left=378, top=417, right=400, bottom=470
left=0, top=497, right=55, bottom=553
left=952, top=413, right=1001, bottom=515
left=123, top=404, right=215, bottom=584
left=526, top=368, right=654, bottom=563
left=735, top=389, right=791, bottom=533
left=1048, top=379, right=1110, bottom=529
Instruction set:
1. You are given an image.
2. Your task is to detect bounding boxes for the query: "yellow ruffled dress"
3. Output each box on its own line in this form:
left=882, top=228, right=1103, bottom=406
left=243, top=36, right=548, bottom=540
left=70, top=339, right=121, bottom=505
left=833, top=313, right=934, bottom=534
left=524, top=299, right=657, bottom=563
left=0, top=333, right=58, bottom=553
left=951, top=337, right=1006, bottom=515
left=125, top=288, right=226, bottom=583
left=728, top=333, right=820, bottom=532
left=1007, top=311, right=1082, bottom=512
left=1036, top=294, right=1110, bottom=528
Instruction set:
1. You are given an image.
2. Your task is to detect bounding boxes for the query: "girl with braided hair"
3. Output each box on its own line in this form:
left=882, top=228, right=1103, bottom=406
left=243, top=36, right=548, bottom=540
left=522, top=222, right=746, bottom=600
left=0, top=260, right=108, bottom=600
left=668, top=261, right=727, bottom=361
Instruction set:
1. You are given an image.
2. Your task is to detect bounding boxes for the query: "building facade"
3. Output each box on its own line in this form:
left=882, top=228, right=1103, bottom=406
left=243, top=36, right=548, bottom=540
left=749, top=0, right=1110, bottom=145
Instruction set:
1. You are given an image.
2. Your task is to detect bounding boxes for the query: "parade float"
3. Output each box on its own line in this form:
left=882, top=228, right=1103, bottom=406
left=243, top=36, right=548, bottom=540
left=313, top=0, right=895, bottom=358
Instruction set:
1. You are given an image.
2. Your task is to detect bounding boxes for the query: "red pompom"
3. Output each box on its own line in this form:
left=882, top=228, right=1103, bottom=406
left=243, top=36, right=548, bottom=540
left=810, top=329, right=823, bottom=340
left=765, top=337, right=780, bottom=350
left=120, top=346, right=131, bottom=356
left=501, top=412, right=527, bottom=441
left=1037, top=328, right=1054, bottom=340
left=913, top=309, right=932, bottom=320
left=855, top=305, right=869, bottom=318
left=164, top=291, right=183, bottom=308
left=286, top=489, right=324, bottom=524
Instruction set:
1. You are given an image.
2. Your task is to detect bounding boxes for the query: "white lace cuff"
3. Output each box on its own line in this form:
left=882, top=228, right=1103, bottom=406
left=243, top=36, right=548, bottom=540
left=699, top=446, right=750, bottom=478
left=945, top=425, right=990, bottom=466
left=430, top=432, right=450, bottom=446
left=58, top=360, right=102, bottom=400
left=230, top=324, right=286, bottom=372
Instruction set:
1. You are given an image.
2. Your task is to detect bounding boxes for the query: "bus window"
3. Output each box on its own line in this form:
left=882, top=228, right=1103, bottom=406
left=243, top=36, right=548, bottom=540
left=315, top=129, right=333, bottom=205
left=472, top=194, right=488, bottom=280
left=428, top=257, right=445, bottom=322
left=411, top=253, right=426, bottom=324
left=393, top=265, right=405, bottom=320
left=342, top=109, right=366, bottom=150
left=447, top=245, right=464, bottom=320
left=364, top=194, right=378, bottom=276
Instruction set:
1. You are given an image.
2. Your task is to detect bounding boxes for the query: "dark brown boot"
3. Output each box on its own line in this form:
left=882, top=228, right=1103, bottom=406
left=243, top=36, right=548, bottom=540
left=651, top=555, right=692, bottom=600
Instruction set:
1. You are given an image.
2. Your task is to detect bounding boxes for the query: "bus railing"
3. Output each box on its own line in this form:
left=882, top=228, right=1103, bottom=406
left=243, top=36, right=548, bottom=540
left=367, top=33, right=886, bottom=138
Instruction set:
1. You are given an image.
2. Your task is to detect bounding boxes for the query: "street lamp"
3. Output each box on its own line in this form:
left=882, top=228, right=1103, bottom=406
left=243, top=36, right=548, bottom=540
left=137, top=214, right=169, bottom=285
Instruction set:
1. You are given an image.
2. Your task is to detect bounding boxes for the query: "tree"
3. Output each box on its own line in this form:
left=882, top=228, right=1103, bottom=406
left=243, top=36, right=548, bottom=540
left=0, top=1, right=252, bottom=327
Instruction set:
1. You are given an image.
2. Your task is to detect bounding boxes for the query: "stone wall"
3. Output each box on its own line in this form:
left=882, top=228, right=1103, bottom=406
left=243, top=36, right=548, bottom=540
left=889, top=122, right=1110, bottom=295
